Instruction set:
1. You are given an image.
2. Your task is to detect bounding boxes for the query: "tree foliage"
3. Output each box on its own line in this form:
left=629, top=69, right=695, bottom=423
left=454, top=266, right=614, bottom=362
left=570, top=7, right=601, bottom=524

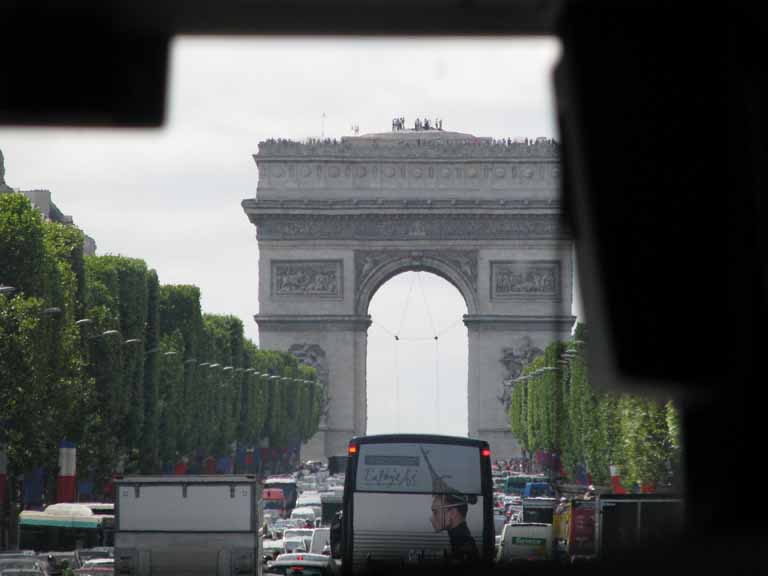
left=508, top=322, right=681, bottom=490
left=1, top=193, right=326, bottom=500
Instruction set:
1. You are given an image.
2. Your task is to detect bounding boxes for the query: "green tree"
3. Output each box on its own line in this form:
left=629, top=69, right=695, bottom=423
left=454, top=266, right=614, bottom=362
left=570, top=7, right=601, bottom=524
left=0, top=193, right=47, bottom=298
left=83, top=256, right=125, bottom=489
left=140, top=270, right=161, bottom=473
left=1, top=195, right=91, bottom=498
left=158, top=284, right=203, bottom=456
left=157, top=331, right=184, bottom=468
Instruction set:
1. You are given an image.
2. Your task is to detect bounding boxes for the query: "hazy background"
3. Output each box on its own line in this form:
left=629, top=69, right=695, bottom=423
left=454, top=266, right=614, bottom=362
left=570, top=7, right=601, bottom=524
left=0, top=37, right=581, bottom=436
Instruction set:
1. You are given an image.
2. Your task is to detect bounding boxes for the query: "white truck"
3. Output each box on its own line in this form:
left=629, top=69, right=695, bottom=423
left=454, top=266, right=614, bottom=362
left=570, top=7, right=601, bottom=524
left=114, top=475, right=263, bottom=576
left=496, top=522, right=554, bottom=563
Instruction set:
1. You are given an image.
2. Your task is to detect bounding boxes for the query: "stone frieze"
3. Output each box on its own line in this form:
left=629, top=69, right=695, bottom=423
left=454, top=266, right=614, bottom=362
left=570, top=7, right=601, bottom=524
left=256, top=160, right=560, bottom=191
left=256, top=214, right=565, bottom=241
left=272, top=260, right=343, bottom=298
left=491, top=260, right=561, bottom=300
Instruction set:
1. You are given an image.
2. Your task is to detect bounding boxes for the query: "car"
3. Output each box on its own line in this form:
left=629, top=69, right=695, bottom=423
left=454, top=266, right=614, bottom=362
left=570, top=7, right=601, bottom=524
left=283, top=528, right=314, bottom=551
left=271, top=518, right=303, bottom=538
left=73, top=548, right=113, bottom=569
left=0, top=556, right=47, bottom=576
left=266, top=553, right=339, bottom=575
left=81, top=559, right=113, bottom=568
left=289, top=506, right=316, bottom=525
left=282, top=538, right=308, bottom=554
left=263, top=540, right=285, bottom=563
left=0, top=569, right=47, bottom=576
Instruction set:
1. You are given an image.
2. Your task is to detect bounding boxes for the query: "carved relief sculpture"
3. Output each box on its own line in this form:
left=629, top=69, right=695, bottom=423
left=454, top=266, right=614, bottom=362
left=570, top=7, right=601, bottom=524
left=272, top=260, right=342, bottom=298
left=498, top=336, right=544, bottom=409
left=491, top=261, right=560, bottom=300
left=288, top=343, right=330, bottom=425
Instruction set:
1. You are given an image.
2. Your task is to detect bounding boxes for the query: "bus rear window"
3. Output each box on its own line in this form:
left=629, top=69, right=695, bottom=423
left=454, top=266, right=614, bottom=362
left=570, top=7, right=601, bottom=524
left=356, top=442, right=481, bottom=494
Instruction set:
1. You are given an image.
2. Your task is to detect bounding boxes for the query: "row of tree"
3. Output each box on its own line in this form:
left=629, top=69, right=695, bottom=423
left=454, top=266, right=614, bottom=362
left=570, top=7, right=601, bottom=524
left=1, top=193, right=323, bottom=498
left=508, top=324, right=682, bottom=490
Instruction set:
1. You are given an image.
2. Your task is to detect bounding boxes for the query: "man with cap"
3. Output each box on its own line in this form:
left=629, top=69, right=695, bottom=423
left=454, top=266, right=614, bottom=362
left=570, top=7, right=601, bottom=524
left=421, top=447, right=480, bottom=564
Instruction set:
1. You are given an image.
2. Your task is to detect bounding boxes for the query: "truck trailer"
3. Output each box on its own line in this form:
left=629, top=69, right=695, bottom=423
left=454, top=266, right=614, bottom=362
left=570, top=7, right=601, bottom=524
left=595, top=493, right=684, bottom=561
left=114, top=475, right=263, bottom=576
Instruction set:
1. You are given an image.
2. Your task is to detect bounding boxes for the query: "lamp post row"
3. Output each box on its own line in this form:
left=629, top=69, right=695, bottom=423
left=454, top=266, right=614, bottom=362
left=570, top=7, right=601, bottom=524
left=0, top=294, right=322, bottom=385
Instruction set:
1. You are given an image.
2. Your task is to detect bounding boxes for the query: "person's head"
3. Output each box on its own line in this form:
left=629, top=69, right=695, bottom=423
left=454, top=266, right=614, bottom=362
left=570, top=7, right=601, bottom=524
left=430, top=493, right=473, bottom=532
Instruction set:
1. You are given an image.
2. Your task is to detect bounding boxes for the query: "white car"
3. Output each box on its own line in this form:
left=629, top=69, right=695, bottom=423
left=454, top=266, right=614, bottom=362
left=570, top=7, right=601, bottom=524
left=281, top=538, right=307, bottom=554
left=283, top=528, right=314, bottom=551
left=290, top=506, right=316, bottom=524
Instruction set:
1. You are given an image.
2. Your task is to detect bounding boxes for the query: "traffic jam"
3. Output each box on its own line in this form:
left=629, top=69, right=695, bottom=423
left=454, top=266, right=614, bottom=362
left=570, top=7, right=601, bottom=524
left=0, top=453, right=683, bottom=575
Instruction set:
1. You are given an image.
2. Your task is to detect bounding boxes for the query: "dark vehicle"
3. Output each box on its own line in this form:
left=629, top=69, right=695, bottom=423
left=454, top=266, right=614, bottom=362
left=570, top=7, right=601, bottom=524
left=595, top=493, right=684, bottom=561
left=327, top=457, right=348, bottom=477
left=523, top=482, right=556, bottom=498
left=319, top=492, right=343, bottom=527
left=521, top=497, right=558, bottom=524
left=339, top=434, right=494, bottom=574
left=503, top=475, right=546, bottom=497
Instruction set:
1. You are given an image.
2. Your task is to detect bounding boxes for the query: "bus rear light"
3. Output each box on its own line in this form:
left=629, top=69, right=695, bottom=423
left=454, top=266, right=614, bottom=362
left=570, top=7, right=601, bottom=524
left=481, top=448, right=491, bottom=458
left=348, top=444, right=358, bottom=455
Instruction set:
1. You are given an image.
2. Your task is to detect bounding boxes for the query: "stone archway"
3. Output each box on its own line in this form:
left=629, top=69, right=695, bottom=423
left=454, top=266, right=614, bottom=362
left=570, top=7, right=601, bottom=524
left=242, top=127, right=575, bottom=460
left=355, top=250, right=479, bottom=316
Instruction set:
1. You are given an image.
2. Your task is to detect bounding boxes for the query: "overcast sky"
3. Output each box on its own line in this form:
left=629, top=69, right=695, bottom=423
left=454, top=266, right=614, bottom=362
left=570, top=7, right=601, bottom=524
left=1, top=36, right=581, bottom=436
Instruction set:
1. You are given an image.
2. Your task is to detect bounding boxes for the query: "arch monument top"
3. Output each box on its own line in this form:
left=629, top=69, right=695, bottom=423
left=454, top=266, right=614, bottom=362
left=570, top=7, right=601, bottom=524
left=242, top=124, right=574, bottom=460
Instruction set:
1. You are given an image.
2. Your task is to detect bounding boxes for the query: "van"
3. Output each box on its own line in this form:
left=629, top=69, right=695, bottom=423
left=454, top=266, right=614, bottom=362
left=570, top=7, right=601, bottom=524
left=496, top=522, right=553, bottom=563
left=310, top=527, right=331, bottom=554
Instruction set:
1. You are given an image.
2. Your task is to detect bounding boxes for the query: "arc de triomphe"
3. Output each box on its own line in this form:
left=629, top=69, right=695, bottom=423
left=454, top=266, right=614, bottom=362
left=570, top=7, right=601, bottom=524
left=242, top=127, right=575, bottom=460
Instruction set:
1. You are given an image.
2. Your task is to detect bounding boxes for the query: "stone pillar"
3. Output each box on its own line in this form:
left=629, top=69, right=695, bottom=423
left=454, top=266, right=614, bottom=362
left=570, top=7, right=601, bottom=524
left=256, top=314, right=371, bottom=462
left=464, top=314, right=575, bottom=460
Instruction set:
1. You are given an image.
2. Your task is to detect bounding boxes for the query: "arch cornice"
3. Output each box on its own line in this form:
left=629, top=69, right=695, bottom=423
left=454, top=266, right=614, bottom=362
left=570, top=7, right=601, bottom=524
left=354, top=249, right=479, bottom=316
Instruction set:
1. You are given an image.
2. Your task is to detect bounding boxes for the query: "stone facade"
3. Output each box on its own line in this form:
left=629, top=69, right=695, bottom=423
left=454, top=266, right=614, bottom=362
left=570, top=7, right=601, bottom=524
left=242, top=128, right=574, bottom=460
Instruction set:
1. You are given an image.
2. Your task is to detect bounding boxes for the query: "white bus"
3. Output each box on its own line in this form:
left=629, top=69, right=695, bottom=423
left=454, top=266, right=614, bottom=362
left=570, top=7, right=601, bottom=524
left=337, top=434, right=494, bottom=573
